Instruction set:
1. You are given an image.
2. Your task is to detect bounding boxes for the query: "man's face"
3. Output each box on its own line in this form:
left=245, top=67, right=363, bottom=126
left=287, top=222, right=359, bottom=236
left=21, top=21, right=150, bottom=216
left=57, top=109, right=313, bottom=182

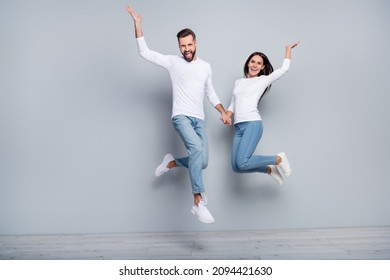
left=178, top=35, right=197, bottom=62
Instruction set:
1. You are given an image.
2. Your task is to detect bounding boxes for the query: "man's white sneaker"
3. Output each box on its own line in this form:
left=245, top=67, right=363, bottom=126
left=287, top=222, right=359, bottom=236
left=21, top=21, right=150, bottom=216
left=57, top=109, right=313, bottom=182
left=277, top=152, right=292, bottom=177
left=269, top=165, right=284, bottom=186
left=191, top=200, right=215, bottom=224
left=154, top=153, right=174, bottom=177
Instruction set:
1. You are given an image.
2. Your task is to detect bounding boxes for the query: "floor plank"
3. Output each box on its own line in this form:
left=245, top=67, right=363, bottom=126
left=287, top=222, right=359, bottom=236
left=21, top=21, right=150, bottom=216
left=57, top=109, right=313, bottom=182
left=1, top=227, right=389, bottom=260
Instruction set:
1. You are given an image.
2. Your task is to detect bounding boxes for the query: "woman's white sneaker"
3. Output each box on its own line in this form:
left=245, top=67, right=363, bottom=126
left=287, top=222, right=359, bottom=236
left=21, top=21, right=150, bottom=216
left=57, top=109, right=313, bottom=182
left=269, top=165, right=284, bottom=186
left=191, top=200, right=215, bottom=224
left=154, top=153, right=174, bottom=177
left=277, top=152, right=292, bottom=177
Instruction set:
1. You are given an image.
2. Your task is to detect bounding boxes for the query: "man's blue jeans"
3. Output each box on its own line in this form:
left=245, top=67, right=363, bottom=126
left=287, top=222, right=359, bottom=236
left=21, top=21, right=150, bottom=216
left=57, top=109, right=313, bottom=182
left=172, top=115, right=208, bottom=194
left=231, top=120, right=276, bottom=173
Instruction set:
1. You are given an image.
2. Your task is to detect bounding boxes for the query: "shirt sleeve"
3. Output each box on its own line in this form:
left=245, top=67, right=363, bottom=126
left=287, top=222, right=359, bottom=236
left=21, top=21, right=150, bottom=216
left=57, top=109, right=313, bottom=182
left=227, top=79, right=239, bottom=113
left=227, top=95, right=235, bottom=113
left=204, top=68, right=221, bottom=107
left=136, top=36, right=171, bottom=68
left=264, top=58, right=291, bottom=85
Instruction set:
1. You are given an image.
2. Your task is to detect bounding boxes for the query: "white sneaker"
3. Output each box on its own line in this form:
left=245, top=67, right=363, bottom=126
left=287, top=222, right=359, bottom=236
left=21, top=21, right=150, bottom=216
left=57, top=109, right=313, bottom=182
left=191, top=200, right=215, bottom=224
left=154, top=153, right=174, bottom=177
left=277, top=152, right=292, bottom=177
left=269, top=165, right=284, bottom=186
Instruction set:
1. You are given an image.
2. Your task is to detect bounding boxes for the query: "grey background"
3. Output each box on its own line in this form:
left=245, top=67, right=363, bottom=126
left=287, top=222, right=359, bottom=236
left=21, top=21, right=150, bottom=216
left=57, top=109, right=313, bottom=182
left=1, top=0, right=389, bottom=235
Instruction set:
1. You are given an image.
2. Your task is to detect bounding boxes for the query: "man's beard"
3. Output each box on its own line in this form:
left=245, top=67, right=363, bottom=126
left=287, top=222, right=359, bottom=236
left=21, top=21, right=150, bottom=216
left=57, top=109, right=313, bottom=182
left=182, top=49, right=196, bottom=62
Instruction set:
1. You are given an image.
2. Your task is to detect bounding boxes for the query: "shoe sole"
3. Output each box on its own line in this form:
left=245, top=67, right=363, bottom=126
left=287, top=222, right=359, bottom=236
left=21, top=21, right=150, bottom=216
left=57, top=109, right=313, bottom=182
left=278, top=152, right=292, bottom=177
left=270, top=167, right=284, bottom=186
left=154, top=154, right=174, bottom=177
left=191, top=209, right=215, bottom=224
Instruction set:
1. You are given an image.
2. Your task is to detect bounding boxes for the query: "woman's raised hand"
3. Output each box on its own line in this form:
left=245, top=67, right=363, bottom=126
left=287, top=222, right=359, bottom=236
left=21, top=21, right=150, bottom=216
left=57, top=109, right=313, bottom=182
left=126, top=5, right=142, bottom=24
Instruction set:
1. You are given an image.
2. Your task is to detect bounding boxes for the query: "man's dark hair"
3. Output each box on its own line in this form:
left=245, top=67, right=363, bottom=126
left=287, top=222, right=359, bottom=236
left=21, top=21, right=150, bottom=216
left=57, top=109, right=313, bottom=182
left=177, top=28, right=196, bottom=41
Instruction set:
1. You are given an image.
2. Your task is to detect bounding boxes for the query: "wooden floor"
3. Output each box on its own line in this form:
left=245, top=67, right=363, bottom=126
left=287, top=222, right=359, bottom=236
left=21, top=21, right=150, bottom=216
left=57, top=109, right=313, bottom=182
left=1, top=227, right=389, bottom=260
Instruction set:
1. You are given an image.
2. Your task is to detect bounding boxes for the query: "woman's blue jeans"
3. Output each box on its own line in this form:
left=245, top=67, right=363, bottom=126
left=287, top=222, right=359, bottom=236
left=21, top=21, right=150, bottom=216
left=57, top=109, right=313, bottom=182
left=231, top=121, right=276, bottom=173
left=172, top=115, right=208, bottom=194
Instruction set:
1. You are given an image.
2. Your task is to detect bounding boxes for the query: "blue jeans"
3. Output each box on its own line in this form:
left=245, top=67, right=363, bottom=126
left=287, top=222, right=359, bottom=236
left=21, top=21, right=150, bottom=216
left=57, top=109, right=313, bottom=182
left=231, top=121, right=276, bottom=173
left=172, top=115, right=208, bottom=194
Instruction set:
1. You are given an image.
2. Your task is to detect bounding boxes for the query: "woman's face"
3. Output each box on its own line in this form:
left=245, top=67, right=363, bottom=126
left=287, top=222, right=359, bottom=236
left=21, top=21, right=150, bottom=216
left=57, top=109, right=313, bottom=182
left=247, top=55, right=265, bottom=78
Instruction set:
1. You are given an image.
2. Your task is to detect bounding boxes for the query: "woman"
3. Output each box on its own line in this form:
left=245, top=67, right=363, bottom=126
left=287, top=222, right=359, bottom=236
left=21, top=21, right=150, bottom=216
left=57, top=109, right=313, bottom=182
left=226, top=42, right=299, bottom=185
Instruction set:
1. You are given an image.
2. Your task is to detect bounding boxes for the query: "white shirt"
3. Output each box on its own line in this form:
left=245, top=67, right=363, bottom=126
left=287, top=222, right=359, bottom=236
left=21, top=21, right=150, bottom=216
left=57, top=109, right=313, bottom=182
left=136, top=36, right=221, bottom=120
left=228, top=59, right=290, bottom=124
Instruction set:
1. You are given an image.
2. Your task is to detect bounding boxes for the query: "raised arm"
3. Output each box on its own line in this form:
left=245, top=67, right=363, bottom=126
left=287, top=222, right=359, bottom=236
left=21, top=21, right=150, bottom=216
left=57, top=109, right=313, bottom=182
left=263, top=41, right=300, bottom=85
left=285, top=41, right=300, bottom=59
left=126, top=5, right=143, bottom=38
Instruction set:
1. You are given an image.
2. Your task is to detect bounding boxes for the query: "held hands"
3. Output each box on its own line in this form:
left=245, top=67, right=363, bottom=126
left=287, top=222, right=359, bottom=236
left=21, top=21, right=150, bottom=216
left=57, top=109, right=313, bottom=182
left=215, top=104, right=232, bottom=126
left=220, top=112, right=232, bottom=126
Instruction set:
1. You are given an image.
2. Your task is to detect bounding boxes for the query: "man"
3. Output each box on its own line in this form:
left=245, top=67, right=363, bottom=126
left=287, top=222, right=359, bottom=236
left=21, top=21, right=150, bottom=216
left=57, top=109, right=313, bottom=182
left=126, top=5, right=230, bottom=224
